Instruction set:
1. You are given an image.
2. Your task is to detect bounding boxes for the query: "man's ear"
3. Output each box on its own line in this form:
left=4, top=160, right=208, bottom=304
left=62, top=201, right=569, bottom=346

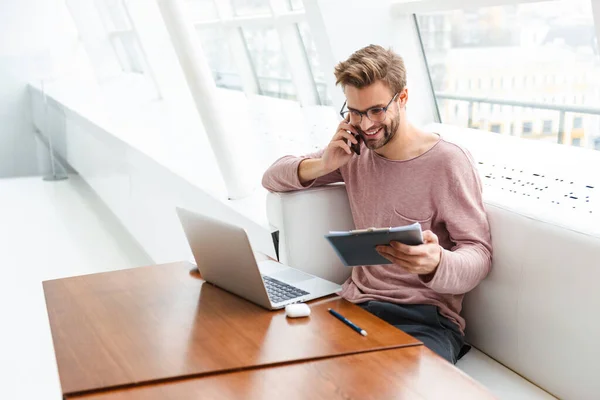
left=399, top=88, right=408, bottom=108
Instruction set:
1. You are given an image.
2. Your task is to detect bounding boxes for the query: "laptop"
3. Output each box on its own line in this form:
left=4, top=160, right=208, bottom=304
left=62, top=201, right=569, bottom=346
left=176, top=207, right=342, bottom=310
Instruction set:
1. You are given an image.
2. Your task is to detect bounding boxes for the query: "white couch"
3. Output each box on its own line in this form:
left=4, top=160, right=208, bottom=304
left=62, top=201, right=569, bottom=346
left=266, top=183, right=600, bottom=400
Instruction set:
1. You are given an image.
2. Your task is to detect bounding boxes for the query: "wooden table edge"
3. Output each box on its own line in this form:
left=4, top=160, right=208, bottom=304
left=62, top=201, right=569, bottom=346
left=63, top=342, right=424, bottom=398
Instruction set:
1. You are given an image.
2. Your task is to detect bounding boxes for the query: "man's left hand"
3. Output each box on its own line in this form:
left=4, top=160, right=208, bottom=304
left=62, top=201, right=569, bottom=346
left=376, top=230, right=442, bottom=276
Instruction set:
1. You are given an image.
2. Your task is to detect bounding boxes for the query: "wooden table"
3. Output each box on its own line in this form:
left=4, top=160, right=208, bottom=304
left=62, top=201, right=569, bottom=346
left=43, top=261, right=420, bottom=396
left=68, top=346, right=497, bottom=400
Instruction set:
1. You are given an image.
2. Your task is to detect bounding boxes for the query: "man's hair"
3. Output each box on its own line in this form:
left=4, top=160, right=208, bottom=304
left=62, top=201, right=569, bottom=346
left=334, top=44, right=406, bottom=94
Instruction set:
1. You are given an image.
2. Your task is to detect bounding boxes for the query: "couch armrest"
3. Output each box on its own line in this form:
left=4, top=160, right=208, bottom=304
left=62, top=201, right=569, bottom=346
left=266, top=184, right=354, bottom=284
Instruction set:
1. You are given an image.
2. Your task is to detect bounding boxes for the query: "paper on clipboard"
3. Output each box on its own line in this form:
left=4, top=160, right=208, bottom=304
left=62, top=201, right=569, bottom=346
left=329, top=223, right=422, bottom=235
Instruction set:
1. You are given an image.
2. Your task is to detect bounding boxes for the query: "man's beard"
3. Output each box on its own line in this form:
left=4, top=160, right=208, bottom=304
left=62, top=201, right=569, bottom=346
left=358, top=113, right=400, bottom=151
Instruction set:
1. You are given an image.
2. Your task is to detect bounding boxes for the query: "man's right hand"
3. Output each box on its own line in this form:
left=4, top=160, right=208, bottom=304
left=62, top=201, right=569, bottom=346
left=298, top=121, right=359, bottom=184
left=321, top=120, right=359, bottom=173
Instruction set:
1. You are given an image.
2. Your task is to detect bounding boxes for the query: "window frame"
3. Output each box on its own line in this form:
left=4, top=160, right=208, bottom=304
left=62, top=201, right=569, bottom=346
left=91, top=0, right=160, bottom=98
left=190, top=0, right=327, bottom=105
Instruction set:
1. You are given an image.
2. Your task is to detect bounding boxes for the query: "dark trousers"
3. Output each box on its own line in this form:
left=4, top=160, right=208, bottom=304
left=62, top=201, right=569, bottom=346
left=358, top=301, right=469, bottom=364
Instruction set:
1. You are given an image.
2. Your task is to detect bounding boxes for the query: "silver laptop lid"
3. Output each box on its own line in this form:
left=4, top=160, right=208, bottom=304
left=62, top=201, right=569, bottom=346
left=176, top=207, right=272, bottom=309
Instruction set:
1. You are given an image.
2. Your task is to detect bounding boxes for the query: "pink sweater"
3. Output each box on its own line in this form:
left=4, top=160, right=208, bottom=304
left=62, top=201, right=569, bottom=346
left=262, top=137, right=492, bottom=333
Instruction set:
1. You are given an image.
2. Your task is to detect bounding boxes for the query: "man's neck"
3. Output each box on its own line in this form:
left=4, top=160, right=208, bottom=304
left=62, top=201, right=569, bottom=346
left=375, top=123, right=437, bottom=161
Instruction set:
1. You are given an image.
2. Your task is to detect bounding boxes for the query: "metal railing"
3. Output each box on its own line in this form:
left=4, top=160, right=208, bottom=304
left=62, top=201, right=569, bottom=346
left=435, top=92, right=600, bottom=144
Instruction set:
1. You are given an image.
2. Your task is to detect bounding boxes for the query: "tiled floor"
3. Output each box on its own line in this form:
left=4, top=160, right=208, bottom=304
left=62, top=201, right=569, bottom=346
left=0, top=176, right=151, bottom=399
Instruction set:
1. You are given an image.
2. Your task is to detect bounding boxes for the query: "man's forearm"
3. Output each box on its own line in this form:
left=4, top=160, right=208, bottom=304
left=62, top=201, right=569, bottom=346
left=420, top=245, right=492, bottom=295
left=298, top=158, right=328, bottom=184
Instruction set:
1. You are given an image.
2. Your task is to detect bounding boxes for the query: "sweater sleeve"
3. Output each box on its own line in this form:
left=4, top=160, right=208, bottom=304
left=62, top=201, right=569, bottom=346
left=261, top=149, right=343, bottom=192
left=420, top=149, right=493, bottom=295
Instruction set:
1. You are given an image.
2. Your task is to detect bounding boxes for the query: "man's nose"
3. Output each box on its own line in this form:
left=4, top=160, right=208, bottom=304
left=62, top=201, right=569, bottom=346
left=359, top=118, right=375, bottom=132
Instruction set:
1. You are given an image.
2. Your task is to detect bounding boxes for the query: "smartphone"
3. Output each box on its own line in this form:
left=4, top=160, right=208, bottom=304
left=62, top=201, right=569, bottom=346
left=349, top=133, right=361, bottom=155
left=343, top=115, right=361, bottom=155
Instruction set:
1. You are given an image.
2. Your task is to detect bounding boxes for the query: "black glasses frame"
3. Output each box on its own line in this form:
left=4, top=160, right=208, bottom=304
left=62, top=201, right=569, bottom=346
left=339, top=93, right=399, bottom=124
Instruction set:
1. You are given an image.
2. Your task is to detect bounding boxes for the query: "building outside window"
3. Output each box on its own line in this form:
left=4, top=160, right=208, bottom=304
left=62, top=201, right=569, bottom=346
left=543, top=120, right=553, bottom=134
left=417, top=0, right=600, bottom=150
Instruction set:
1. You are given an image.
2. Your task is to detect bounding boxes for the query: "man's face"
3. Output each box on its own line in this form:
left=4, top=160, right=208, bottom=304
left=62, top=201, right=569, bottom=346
left=345, top=81, right=403, bottom=151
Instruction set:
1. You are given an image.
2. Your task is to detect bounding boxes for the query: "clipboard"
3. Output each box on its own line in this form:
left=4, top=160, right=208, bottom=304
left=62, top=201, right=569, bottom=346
left=324, top=223, right=423, bottom=267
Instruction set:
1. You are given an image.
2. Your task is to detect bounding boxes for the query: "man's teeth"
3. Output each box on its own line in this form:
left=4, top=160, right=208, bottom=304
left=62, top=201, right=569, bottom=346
left=365, top=127, right=381, bottom=136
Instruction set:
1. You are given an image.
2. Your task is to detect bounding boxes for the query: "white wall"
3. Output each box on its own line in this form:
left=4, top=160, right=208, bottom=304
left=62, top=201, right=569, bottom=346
left=0, top=0, right=92, bottom=178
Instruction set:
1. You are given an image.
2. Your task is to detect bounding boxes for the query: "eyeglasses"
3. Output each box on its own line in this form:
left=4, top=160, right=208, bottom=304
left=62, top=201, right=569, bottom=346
left=340, top=93, right=399, bottom=125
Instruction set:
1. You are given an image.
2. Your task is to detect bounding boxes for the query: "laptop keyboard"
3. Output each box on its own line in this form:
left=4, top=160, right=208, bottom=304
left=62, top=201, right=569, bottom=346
left=263, top=276, right=309, bottom=304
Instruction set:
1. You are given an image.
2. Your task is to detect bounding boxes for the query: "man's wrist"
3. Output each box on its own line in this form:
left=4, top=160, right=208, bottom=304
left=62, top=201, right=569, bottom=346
left=299, top=158, right=329, bottom=184
left=420, top=246, right=443, bottom=282
left=314, top=158, right=329, bottom=176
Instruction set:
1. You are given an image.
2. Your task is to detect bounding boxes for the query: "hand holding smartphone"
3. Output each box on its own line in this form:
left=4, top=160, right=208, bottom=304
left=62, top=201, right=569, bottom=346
left=317, top=116, right=359, bottom=176
left=344, top=115, right=361, bottom=155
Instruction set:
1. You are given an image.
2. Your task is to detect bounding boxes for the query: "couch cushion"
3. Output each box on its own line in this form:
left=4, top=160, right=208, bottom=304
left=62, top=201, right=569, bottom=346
left=266, top=184, right=354, bottom=284
left=458, top=348, right=556, bottom=400
left=463, top=202, right=600, bottom=400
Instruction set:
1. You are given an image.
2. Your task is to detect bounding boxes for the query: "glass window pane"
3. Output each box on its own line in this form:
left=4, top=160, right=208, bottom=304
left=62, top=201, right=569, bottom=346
left=111, top=36, right=130, bottom=71
left=543, top=120, right=553, bottom=134
left=297, top=22, right=332, bottom=105
left=241, top=27, right=297, bottom=100
left=230, top=0, right=271, bottom=16
left=100, top=0, right=131, bottom=31
left=185, top=0, right=219, bottom=23
left=284, top=0, right=304, bottom=11
left=419, top=0, right=600, bottom=150
left=119, top=33, right=145, bottom=73
left=197, top=27, right=243, bottom=91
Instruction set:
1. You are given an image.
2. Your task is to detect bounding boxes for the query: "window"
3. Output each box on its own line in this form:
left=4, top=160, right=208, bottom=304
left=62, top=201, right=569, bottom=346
left=435, top=31, right=446, bottom=49
left=418, top=0, right=600, bottom=151
left=490, top=123, right=502, bottom=133
left=68, top=0, right=159, bottom=98
left=190, top=0, right=326, bottom=105
left=543, top=120, right=553, bottom=134
left=231, top=0, right=271, bottom=16
left=286, top=0, right=304, bottom=11
left=297, top=22, right=332, bottom=105
left=242, top=27, right=297, bottom=100
left=572, top=138, right=582, bottom=147
left=197, top=27, right=243, bottom=90
left=573, top=117, right=584, bottom=129
left=186, top=0, right=219, bottom=22
left=97, top=0, right=147, bottom=74
left=111, top=32, right=145, bottom=73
